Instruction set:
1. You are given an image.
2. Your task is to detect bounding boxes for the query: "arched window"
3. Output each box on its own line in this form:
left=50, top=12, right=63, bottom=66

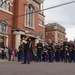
left=2, top=0, right=7, bottom=10
left=1, top=23, right=7, bottom=32
left=0, top=0, right=10, bottom=11
left=0, top=20, right=7, bottom=33
left=26, top=5, right=34, bottom=28
left=7, top=2, right=10, bottom=11
left=0, top=0, right=3, bottom=7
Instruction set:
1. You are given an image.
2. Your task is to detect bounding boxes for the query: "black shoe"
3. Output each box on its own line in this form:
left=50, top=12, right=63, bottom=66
left=28, top=62, right=30, bottom=64
left=21, top=62, right=26, bottom=64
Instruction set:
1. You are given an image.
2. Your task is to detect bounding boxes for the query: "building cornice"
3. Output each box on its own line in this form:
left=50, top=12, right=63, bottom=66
left=26, top=0, right=39, bottom=9
left=12, top=28, right=42, bottom=39
left=39, top=12, right=45, bottom=17
left=45, top=22, right=65, bottom=30
left=33, top=0, right=44, bottom=4
left=46, top=29, right=66, bottom=34
left=0, top=32, right=9, bottom=35
left=0, top=8, right=13, bottom=15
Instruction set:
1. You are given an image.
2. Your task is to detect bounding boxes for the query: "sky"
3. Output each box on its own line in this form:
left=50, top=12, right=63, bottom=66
left=44, top=0, right=75, bottom=41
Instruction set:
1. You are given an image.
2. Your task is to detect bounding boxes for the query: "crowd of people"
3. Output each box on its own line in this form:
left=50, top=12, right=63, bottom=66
left=0, top=47, right=18, bottom=61
left=0, top=36, right=75, bottom=64
left=17, top=36, right=75, bottom=64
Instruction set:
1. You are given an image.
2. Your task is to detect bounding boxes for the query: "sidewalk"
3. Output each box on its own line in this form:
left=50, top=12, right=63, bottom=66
left=0, top=59, right=8, bottom=62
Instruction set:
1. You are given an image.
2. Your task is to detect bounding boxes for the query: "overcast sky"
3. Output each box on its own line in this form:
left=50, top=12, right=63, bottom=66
left=44, top=0, right=75, bottom=41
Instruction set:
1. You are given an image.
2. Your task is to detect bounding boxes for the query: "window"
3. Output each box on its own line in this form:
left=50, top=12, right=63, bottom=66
left=0, top=0, right=3, bottom=7
left=0, top=0, right=10, bottom=11
left=0, top=20, right=7, bottom=33
left=46, top=33, right=48, bottom=37
left=39, top=3, right=44, bottom=14
left=26, top=5, right=34, bottom=28
left=2, top=0, right=7, bottom=10
left=38, top=18, right=44, bottom=25
left=1, top=23, right=7, bottom=32
left=6, top=2, right=10, bottom=11
left=0, top=0, right=2, bottom=5
left=52, top=31, right=54, bottom=36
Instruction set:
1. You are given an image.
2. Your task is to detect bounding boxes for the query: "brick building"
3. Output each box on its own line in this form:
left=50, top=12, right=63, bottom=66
left=0, top=0, right=45, bottom=49
left=45, top=23, right=66, bottom=43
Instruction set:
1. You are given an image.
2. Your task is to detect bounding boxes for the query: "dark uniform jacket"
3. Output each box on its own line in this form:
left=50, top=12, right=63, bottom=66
left=36, top=43, right=43, bottom=52
left=63, top=42, right=69, bottom=55
left=47, top=43, right=53, bottom=53
left=60, top=45, right=64, bottom=53
left=54, top=45, right=60, bottom=53
left=23, top=42, right=29, bottom=51
left=69, top=44, right=74, bottom=52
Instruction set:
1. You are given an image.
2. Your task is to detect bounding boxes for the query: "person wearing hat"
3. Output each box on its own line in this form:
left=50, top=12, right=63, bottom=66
left=63, top=40, right=69, bottom=63
left=27, top=38, right=33, bottom=63
left=73, top=44, right=75, bottom=62
left=36, top=40, right=43, bottom=62
left=47, top=40, right=54, bottom=62
left=22, top=36, right=30, bottom=64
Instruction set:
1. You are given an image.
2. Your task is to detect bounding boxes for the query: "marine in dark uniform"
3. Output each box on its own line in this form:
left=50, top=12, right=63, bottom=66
left=63, top=41, right=70, bottom=62
left=18, top=43, right=23, bottom=62
left=47, top=41, right=53, bottom=62
left=60, top=43, right=64, bottom=62
left=54, top=44, right=60, bottom=62
left=73, top=44, right=75, bottom=62
left=8, top=46, right=12, bottom=61
left=36, top=40, right=43, bottom=62
left=22, top=36, right=30, bottom=64
left=42, top=43, right=48, bottom=62
left=69, top=41, right=74, bottom=62
left=28, top=38, right=33, bottom=62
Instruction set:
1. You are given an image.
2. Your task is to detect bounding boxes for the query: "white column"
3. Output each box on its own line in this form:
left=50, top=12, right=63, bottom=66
left=15, top=34, right=21, bottom=50
left=55, top=31, right=58, bottom=43
left=35, top=38, right=39, bottom=46
left=6, top=36, right=8, bottom=47
left=42, top=3, right=43, bottom=10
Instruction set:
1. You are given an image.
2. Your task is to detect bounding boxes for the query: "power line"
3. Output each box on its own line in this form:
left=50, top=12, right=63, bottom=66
left=2, top=0, right=75, bottom=21
left=42, top=0, right=75, bottom=11
left=0, top=1, right=75, bottom=28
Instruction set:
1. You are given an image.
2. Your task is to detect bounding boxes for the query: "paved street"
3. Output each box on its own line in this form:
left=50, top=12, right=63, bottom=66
left=0, top=60, right=75, bottom=75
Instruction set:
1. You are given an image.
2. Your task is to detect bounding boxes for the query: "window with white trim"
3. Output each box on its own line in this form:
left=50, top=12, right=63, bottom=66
left=38, top=18, right=44, bottom=26
left=0, top=0, right=10, bottom=11
left=26, top=5, right=34, bottom=28
left=2, top=0, right=7, bottom=10
left=46, top=32, right=48, bottom=37
left=6, top=2, right=10, bottom=11
left=0, top=20, right=7, bottom=33
left=0, top=0, right=2, bottom=6
left=1, top=23, right=7, bottom=32
left=39, top=3, right=43, bottom=14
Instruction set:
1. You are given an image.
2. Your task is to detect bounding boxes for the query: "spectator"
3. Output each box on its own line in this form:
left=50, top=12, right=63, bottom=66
left=11, top=50, right=15, bottom=61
